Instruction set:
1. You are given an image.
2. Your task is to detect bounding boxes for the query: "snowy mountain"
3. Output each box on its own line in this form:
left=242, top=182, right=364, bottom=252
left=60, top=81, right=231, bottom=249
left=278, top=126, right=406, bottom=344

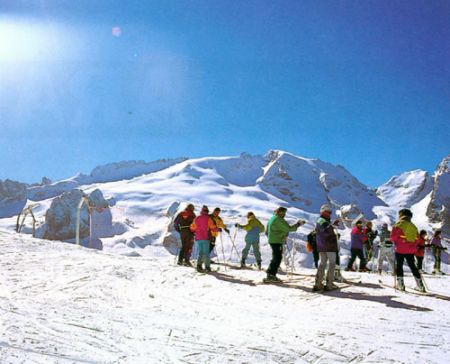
left=259, top=151, right=383, bottom=217
left=377, top=170, right=433, bottom=208
left=26, top=158, right=187, bottom=202
left=1, top=150, right=448, bottom=258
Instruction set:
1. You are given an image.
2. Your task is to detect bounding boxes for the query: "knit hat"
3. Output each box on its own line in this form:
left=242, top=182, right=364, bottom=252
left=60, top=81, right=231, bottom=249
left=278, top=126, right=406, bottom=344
left=320, top=204, right=332, bottom=213
left=398, top=208, right=413, bottom=219
left=201, top=205, right=209, bottom=214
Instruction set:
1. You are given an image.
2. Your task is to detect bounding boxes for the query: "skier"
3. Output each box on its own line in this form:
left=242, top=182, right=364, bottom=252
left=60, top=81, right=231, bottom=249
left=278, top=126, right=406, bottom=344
left=345, top=220, right=368, bottom=272
left=307, top=230, right=319, bottom=269
left=390, top=208, right=426, bottom=292
left=363, top=221, right=378, bottom=269
left=431, top=230, right=447, bottom=275
left=265, top=207, right=305, bottom=282
left=376, top=223, right=395, bottom=275
left=173, top=203, right=196, bottom=266
left=235, top=212, right=265, bottom=269
left=313, top=205, right=340, bottom=292
left=190, top=206, right=218, bottom=273
left=415, top=230, right=428, bottom=273
left=209, top=207, right=230, bottom=263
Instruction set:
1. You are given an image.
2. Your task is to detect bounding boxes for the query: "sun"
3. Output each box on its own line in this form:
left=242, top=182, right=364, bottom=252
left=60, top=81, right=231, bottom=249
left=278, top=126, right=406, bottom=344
left=0, top=18, right=54, bottom=62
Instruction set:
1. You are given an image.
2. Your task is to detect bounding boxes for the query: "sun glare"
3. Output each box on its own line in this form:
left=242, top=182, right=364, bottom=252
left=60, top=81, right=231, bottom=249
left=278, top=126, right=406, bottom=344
left=0, top=18, right=60, bottom=62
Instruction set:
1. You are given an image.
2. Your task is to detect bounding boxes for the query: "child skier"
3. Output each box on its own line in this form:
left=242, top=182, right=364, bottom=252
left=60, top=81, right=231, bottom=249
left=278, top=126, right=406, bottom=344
left=363, top=221, right=378, bottom=269
left=345, top=220, right=368, bottom=272
left=377, top=223, right=395, bottom=275
left=431, top=230, right=447, bottom=275
left=415, top=230, right=427, bottom=273
left=390, top=208, right=426, bottom=292
left=236, top=212, right=265, bottom=269
left=307, top=230, right=319, bottom=269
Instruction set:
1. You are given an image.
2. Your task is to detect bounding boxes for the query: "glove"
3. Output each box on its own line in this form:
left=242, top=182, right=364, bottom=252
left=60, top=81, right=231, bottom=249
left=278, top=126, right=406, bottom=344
left=332, top=219, right=340, bottom=226
left=234, top=223, right=239, bottom=228
left=225, top=228, right=230, bottom=234
left=218, top=228, right=222, bottom=232
left=297, top=220, right=306, bottom=226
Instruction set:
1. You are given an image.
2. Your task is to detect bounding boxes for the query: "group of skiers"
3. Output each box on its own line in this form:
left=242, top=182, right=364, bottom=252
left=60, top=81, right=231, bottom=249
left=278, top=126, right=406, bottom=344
left=173, top=202, right=447, bottom=292
left=173, top=204, right=303, bottom=277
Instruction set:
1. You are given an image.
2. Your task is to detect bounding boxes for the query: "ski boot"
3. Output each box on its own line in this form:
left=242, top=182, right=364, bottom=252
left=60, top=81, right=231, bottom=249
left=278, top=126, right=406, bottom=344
left=257, top=261, right=262, bottom=270
left=414, top=277, right=426, bottom=293
left=264, top=274, right=281, bottom=283
left=240, top=258, right=246, bottom=268
left=183, top=260, right=193, bottom=267
left=396, top=277, right=405, bottom=291
left=196, top=264, right=204, bottom=273
left=205, top=266, right=212, bottom=272
left=312, top=284, right=324, bottom=292
left=325, top=282, right=338, bottom=291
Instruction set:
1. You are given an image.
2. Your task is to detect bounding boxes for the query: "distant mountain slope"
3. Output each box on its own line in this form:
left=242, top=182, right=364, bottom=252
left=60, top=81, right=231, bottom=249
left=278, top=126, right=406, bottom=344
left=377, top=170, right=433, bottom=208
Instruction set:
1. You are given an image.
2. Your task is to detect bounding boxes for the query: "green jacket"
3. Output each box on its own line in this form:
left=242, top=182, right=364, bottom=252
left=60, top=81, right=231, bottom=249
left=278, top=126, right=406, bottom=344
left=266, top=215, right=299, bottom=244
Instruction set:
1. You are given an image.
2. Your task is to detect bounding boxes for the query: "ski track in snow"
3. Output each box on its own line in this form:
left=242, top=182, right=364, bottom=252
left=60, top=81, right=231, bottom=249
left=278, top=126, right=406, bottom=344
left=1, top=232, right=450, bottom=363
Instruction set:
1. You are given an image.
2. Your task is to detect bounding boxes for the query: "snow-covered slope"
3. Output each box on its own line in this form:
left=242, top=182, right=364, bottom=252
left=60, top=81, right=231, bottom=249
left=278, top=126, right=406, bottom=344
left=1, top=230, right=450, bottom=363
left=27, top=158, right=187, bottom=202
left=377, top=170, right=433, bottom=208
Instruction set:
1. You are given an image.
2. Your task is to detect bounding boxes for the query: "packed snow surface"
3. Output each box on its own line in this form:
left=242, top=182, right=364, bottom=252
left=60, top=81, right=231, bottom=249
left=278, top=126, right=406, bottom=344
left=1, top=230, right=450, bottom=363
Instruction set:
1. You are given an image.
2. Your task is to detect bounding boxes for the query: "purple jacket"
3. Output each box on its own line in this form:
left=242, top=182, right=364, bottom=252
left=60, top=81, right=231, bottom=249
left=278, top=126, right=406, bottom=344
left=315, top=217, right=338, bottom=252
left=351, top=227, right=364, bottom=250
left=431, top=236, right=442, bottom=248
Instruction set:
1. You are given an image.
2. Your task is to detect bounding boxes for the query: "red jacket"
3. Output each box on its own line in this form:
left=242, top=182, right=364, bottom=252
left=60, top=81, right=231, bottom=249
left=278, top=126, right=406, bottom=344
left=415, top=237, right=426, bottom=257
left=390, top=219, right=419, bottom=255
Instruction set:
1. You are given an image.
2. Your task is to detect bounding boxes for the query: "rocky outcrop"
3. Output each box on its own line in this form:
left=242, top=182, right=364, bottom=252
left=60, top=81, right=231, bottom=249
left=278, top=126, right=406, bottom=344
left=42, top=189, right=113, bottom=249
left=0, top=179, right=27, bottom=218
left=258, top=150, right=384, bottom=218
left=427, top=156, right=450, bottom=234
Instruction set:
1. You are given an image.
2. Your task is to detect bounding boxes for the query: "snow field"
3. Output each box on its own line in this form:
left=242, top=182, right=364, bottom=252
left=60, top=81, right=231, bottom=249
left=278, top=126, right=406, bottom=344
left=1, top=231, right=450, bottom=363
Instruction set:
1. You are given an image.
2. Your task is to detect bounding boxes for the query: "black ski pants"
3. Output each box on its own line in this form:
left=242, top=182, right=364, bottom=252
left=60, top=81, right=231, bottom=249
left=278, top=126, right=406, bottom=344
left=347, top=248, right=366, bottom=269
left=313, top=249, right=319, bottom=269
left=415, top=256, right=424, bottom=271
left=395, top=253, right=420, bottom=279
left=209, top=236, right=217, bottom=253
left=267, top=243, right=283, bottom=276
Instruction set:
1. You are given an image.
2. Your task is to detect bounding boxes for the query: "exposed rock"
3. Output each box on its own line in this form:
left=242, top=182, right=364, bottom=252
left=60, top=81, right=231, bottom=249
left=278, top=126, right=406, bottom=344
left=0, top=179, right=27, bottom=218
left=427, top=156, right=450, bottom=235
left=42, top=188, right=113, bottom=248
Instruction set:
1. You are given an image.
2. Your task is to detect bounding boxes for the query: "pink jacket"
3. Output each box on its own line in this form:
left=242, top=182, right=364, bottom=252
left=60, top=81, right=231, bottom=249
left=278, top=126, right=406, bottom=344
left=190, top=213, right=217, bottom=241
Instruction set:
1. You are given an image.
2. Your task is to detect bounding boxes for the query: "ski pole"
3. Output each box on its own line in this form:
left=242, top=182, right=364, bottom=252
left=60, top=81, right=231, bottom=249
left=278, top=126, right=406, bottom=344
left=219, top=233, right=227, bottom=270
left=228, top=230, right=241, bottom=261
left=174, top=245, right=180, bottom=265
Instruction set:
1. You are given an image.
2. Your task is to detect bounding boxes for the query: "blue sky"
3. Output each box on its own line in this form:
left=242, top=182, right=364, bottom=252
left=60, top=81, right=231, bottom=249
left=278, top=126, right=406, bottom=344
left=0, top=0, right=449, bottom=187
